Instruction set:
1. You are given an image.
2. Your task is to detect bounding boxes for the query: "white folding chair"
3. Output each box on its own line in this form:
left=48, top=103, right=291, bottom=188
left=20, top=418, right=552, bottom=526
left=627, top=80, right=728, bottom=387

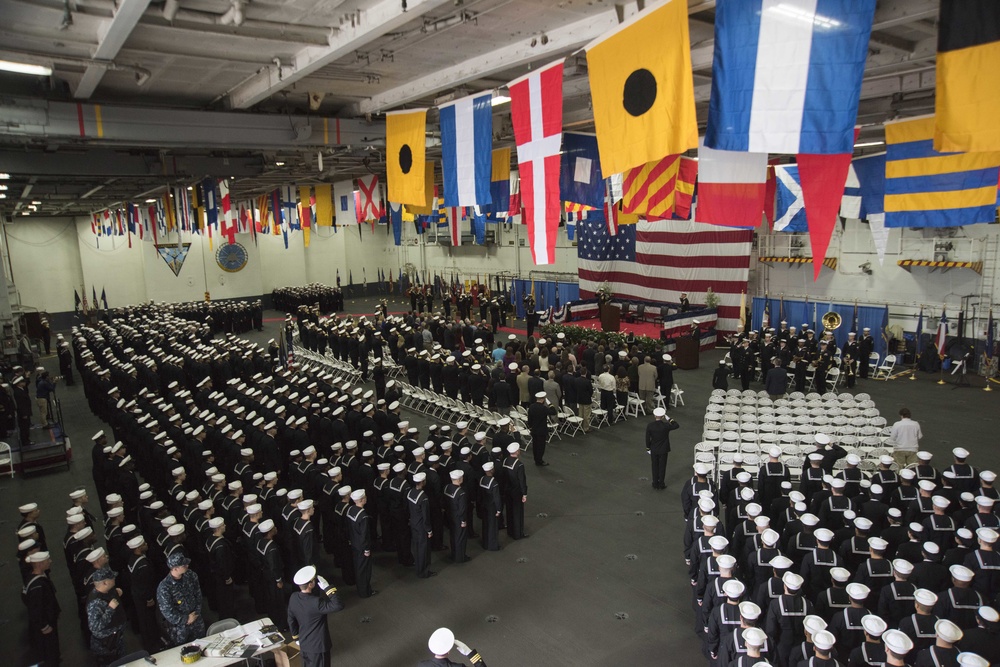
left=626, top=391, right=646, bottom=418
left=671, top=384, right=685, bottom=407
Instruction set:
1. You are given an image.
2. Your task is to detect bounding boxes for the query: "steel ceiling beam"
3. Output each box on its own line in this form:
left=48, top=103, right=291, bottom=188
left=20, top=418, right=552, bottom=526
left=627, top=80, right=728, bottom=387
left=223, top=0, right=453, bottom=110
left=0, top=148, right=264, bottom=178
left=74, top=0, right=153, bottom=99
left=0, top=97, right=383, bottom=149
left=345, top=0, right=935, bottom=117
left=347, top=0, right=714, bottom=116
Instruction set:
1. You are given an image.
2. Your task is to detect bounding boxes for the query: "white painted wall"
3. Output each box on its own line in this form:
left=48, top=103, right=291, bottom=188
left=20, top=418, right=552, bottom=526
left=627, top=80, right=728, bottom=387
left=6, top=218, right=84, bottom=312
left=14, top=213, right=997, bottom=340
left=753, top=218, right=999, bottom=332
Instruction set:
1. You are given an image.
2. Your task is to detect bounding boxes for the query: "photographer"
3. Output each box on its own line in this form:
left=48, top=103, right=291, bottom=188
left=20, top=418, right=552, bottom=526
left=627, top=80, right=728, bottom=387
left=35, top=368, right=60, bottom=426
left=288, top=565, right=344, bottom=667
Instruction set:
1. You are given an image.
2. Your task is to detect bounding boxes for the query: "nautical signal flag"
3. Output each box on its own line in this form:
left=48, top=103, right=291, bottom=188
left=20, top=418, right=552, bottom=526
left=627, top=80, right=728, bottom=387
left=488, top=148, right=511, bottom=220
left=508, top=59, right=564, bottom=266
left=356, top=175, right=382, bottom=222
left=386, top=109, right=427, bottom=206
left=695, top=140, right=767, bottom=228
left=706, top=0, right=875, bottom=155
left=797, top=151, right=853, bottom=279
left=673, top=157, right=697, bottom=220
left=407, top=162, right=436, bottom=216
left=621, top=153, right=680, bottom=218
left=559, top=132, right=605, bottom=209
left=884, top=115, right=1000, bottom=229
left=774, top=165, right=808, bottom=233
left=935, top=0, right=1000, bottom=153
left=439, top=92, right=493, bottom=207
left=585, top=0, right=698, bottom=176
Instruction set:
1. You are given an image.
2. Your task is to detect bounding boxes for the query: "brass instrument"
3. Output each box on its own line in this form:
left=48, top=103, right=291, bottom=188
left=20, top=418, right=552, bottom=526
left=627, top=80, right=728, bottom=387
left=821, top=311, right=843, bottom=331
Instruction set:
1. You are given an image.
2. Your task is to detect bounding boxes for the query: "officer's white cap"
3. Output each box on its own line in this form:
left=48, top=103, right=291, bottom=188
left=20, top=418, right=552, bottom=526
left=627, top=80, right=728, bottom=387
left=428, top=627, right=455, bottom=655
left=293, top=565, right=317, bottom=586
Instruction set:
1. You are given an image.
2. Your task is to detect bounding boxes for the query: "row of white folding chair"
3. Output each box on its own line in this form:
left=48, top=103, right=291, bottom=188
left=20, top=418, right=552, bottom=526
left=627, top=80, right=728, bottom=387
left=296, top=348, right=363, bottom=384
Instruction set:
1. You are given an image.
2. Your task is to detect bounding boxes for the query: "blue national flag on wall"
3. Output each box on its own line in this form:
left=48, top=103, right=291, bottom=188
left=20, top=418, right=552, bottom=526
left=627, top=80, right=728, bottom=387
left=560, top=132, right=605, bottom=209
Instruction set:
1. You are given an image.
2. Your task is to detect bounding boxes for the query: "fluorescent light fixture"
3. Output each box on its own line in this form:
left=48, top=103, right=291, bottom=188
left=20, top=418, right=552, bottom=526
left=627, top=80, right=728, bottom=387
left=767, top=3, right=841, bottom=29
left=145, top=198, right=157, bottom=203
left=0, top=173, right=9, bottom=180
left=0, top=194, right=6, bottom=199
left=491, top=95, right=511, bottom=107
left=31, top=200, right=40, bottom=205
left=187, top=186, right=193, bottom=190
left=275, top=161, right=285, bottom=166
left=0, top=60, right=52, bottom=76
left=853, top=140, right=885, bottom=148
left=0, top=185, right=7, bottom=191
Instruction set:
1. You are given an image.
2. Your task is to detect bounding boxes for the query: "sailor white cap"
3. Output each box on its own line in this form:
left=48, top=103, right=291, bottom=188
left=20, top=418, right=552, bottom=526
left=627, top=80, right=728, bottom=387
left=830, top=567, right=851, bottom=583
left=882, top=629, right=914, bottom=655
left=812, top=631, right=835, bottom=651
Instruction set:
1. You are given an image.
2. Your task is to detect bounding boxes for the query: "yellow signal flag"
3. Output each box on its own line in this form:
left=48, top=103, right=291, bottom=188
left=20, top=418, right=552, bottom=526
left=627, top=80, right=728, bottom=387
left=314, top=184, right=333, bottom=227
left=407, top=161, right=436, bottom=215
left=386, top=109, right=428, bottom=206
left=585, top=0, right=698, bottom=175
left=492, top=147, right=511, bottom=182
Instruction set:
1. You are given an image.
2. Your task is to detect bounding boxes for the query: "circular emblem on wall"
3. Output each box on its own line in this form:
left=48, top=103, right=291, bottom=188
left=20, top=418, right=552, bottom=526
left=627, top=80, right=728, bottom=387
left=216, top=242, right=248, bottom=273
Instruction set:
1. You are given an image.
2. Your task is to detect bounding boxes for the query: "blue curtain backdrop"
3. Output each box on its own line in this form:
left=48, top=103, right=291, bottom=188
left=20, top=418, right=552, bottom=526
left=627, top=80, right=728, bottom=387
left=751, top=297, right=888, bottom=357
left=511, top=280, right=580, bottom=319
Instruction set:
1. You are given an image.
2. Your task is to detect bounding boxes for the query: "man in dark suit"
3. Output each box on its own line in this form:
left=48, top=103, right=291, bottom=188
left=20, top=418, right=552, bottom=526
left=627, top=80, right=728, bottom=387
left=645, top=408, right=680, bottom=490
left=288, top=565, right=344, bottom=667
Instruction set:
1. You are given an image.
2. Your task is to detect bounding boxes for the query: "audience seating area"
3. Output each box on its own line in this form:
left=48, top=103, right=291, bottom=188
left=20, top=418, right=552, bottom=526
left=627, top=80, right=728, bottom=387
left=292, top=333, right=686, bottom=451
left=695, top=389, right=891, bottom=484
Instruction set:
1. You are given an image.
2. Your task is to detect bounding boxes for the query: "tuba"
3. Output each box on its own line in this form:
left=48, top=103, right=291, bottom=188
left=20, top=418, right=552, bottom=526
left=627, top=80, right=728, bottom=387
left=821, top=311, right=842, bottom=331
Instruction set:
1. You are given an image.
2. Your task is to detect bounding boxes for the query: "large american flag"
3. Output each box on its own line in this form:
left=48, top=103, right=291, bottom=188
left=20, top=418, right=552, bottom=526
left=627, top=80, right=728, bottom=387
left=577, top=217, right=752, bottom=332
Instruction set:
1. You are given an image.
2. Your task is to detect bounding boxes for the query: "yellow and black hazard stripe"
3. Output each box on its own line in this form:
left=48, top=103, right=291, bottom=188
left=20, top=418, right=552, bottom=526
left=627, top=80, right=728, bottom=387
left=896, top=259, right=983, bottom=274
left=758, top=256, right=837, bottom=270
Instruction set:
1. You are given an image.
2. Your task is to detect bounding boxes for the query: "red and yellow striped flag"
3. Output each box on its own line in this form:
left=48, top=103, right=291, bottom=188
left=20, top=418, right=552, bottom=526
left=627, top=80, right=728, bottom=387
left=673, top=156, right=697, bottom=220
left=621, top=154, right=681, bottom=217
left=564, top=201, right=596, bottom=214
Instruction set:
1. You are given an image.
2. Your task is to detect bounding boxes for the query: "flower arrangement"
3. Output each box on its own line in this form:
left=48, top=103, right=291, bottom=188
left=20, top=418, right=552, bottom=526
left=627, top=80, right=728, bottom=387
left=704, top=287, right=719, bottom=309
left=596, top=282, right=614, bottom=304
left=540, top=323, right=664, bottom=357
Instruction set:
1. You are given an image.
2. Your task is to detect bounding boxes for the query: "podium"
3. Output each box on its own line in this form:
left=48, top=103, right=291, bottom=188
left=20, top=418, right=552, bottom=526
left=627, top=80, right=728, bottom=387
left=599, top=303, right=620, bottom=332
left=674, top=335, right=700, bottom=370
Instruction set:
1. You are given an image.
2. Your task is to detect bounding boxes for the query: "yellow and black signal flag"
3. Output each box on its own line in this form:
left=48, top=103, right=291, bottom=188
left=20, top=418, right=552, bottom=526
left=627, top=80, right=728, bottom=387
left=407, top=161, right=436, bottom=215
left=935, top=0, right=1000, bottom=152
left=585, top=0, right=698, bottom=176
left=386, top=108, right=427, bottom=205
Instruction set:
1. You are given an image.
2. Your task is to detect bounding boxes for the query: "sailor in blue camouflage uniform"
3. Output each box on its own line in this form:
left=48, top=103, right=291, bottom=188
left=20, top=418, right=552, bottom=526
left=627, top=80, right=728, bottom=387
left=86, top=566, right=127, bottom=666
left=155, top=552, right=205, bottom=647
